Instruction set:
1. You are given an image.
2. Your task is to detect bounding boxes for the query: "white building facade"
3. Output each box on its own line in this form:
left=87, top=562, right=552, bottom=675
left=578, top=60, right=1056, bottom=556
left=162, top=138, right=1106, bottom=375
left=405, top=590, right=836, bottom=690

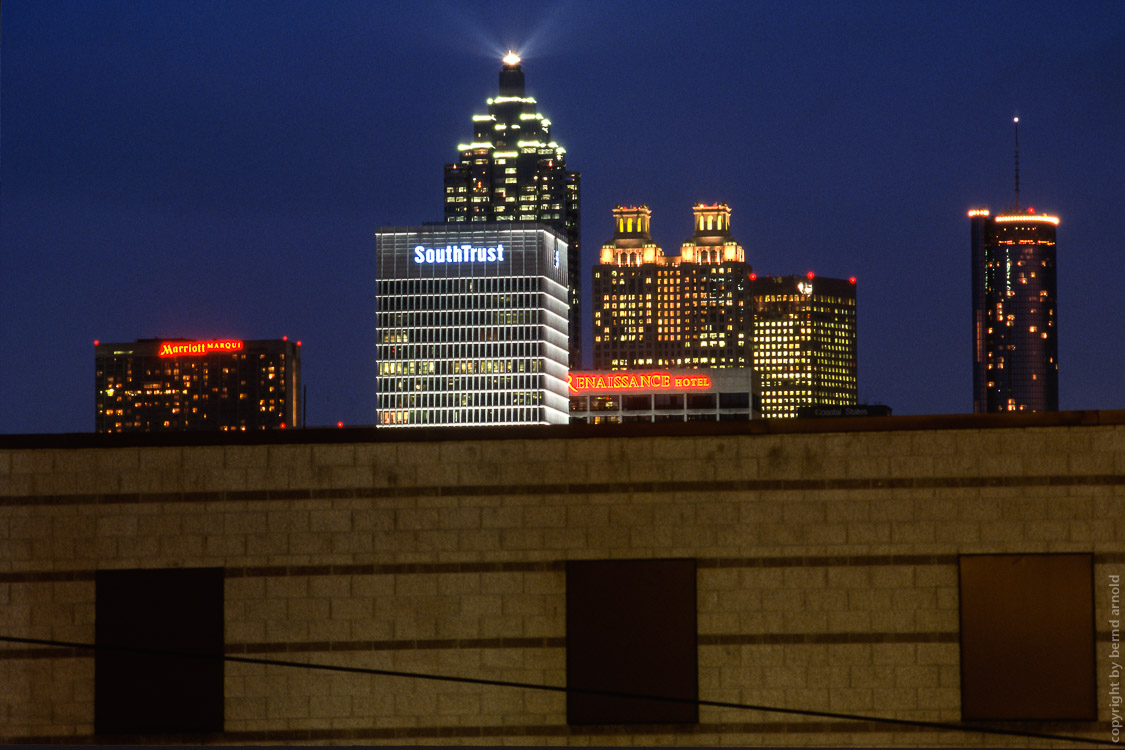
left=375, top=222, right=570, bottom=426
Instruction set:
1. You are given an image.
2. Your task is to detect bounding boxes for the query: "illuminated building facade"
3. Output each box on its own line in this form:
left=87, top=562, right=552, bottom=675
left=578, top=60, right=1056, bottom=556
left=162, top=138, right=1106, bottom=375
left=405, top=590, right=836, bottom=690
left=444, top=53, right=581, bottom=369
left=752, top=274, right=857, bottom=419
left=375, top=222, right=570, bottom=427
left=591, top=204, right=752, bottom=370
left=969, top=207, right=1059, bottom=413
left=94, top=338, right=301, bottom=432
left=567, top=368, right=761, bottom=424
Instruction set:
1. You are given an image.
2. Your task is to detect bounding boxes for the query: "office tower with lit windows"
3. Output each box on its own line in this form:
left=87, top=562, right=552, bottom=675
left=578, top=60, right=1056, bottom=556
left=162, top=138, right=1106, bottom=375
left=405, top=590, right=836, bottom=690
left=444, top=53, right=581, bottom=369
left=375, top=222, right=570, bottom=427
left=751, top=274, right=857, bottom=419
left=95, top=338, right=301, bottom=432
left=591, top=204, right=753, bottom=370
left=969, top=207, right=1059, bottom=413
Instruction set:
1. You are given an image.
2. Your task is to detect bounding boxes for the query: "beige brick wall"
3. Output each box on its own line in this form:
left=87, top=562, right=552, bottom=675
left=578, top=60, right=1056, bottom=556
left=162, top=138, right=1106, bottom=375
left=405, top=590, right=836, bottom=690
left=1, top=414, right=1123, bottom=745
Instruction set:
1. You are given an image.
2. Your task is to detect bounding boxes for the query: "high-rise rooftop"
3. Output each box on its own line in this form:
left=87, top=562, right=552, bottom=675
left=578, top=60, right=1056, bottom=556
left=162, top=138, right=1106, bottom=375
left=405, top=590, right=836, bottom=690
left=443, top=54, right=581, bottom=369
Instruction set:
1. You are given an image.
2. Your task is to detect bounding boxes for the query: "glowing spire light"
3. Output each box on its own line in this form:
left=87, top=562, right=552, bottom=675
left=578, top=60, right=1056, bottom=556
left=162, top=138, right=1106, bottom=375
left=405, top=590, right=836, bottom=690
left=503, top=50, right=521, bottom=66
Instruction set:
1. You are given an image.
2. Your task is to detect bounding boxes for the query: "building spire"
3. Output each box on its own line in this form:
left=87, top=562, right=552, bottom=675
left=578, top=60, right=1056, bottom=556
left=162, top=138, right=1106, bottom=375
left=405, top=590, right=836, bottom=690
left=498, top=51, right=525, bottom=97
left=1013, top=116, right=1020, bottom=212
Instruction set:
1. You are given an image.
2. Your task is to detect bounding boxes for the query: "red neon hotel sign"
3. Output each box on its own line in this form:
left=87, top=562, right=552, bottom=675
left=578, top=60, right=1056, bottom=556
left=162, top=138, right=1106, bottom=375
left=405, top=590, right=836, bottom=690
left=158, top=340, right=244, bottom=357
left=567, top=371, right=712, bottom=394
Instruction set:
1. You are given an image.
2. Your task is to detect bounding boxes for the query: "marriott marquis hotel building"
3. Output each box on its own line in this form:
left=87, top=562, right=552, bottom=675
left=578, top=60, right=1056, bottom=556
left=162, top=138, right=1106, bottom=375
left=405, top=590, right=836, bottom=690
left=375, top=222, right=570, bottom=426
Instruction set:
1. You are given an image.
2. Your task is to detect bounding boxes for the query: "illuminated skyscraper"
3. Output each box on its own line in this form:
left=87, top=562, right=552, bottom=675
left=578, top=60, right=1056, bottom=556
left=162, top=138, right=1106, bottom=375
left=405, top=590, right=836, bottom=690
left=591, top=204, right=753, bottom=370
left=969, top=207, right=1059, bottom=412
left=751, top=274, right=857, bottom=419
left=444, top=53, right=581, bottom=369
left=969, top=117, right=1059, bottom=414
left=94, top=338, right=301, bottom=432
left=375, top=222, right=570, bottom=427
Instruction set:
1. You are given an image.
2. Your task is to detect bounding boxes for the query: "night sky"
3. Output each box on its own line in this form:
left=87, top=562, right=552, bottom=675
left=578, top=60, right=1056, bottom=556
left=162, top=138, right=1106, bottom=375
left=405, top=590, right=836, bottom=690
left=3, top=0, right=1123, bottom=433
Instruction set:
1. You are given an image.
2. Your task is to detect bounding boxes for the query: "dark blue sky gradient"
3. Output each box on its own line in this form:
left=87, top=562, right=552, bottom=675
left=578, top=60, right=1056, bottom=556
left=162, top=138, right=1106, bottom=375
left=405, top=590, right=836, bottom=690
left=2, top=0, right=1123, bottom=432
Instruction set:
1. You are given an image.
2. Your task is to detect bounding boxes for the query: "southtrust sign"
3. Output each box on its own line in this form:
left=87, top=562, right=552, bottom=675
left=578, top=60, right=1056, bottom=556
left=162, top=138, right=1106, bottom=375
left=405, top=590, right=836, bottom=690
left=413, top=243, right=506, bottom=264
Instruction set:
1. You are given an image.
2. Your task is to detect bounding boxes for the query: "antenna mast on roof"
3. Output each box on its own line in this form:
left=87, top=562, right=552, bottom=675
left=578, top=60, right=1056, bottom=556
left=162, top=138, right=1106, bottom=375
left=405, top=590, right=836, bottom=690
left=1013, top=115, right=1020, bottom=212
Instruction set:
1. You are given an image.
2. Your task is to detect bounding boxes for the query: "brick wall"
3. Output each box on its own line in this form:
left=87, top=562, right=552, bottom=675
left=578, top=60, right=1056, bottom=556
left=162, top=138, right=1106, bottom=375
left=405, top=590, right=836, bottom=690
left=1, top=412, right=1123, bottom=745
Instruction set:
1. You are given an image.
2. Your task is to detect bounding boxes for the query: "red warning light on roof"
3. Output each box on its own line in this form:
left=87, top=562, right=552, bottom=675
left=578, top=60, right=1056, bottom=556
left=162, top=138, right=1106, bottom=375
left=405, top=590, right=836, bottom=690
left=296, top=341, right=302, bottom=347
left=282, top=336, right=288, bottom=341
left=749, top=272, right=757, bottom=281
left=849, top=276, right=857, bottom=284
left=337, top=421, right=344, bottom=428
left=280, top=423, right=287, bottom=429
left=806, top=271, right=815, bottom=280
left=94, top=340, right=99, bottom=346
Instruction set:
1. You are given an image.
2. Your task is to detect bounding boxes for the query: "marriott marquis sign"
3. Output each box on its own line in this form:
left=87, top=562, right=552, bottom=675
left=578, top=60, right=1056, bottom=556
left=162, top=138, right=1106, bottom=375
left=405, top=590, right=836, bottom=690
left=413, top=243, right=506, bottom=264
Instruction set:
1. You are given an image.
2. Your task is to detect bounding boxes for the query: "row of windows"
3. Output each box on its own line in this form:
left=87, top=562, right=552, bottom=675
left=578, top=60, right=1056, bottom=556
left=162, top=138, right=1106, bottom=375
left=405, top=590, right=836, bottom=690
left=598, top=357, right=747, bottom=368
left=377, top=318, right=542, bottom=345
left=378, top=277, right=542, bottom=296
left=756, top=293, right=856, bottom=303
left=380, top=296, right=546, bottom=314
left=569, top=392, right=755, bottom=411
left=378, top=406, right=544, bottom=425
left=379, top=384, right=542, bottom=403
left=376, top=325, right=543, bottom=346
left=377, top=345, right=545, bottom=364
left=574, top=413, right=746, bottom=424
left=600, top=266, right=743, bottom=277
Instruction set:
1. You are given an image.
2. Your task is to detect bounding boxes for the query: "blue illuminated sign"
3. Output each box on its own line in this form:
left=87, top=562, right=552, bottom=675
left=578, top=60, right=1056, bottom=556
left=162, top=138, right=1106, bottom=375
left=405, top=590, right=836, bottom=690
left=413, top=243, right=506, bottom=264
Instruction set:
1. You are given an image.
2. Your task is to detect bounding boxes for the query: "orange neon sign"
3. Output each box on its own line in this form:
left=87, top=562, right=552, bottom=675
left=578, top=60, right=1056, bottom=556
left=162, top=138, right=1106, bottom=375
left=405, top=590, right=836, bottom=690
left=567, top=371, right=712, bottom=394
left=158, top=340, right=244, bottom=357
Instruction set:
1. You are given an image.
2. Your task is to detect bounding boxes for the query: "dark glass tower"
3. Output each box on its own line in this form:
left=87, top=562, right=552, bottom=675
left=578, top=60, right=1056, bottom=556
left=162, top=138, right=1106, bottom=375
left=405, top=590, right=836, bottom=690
left=444, top=53, right=581, bottom=369
left=970, top=207, right=1059, bottom=412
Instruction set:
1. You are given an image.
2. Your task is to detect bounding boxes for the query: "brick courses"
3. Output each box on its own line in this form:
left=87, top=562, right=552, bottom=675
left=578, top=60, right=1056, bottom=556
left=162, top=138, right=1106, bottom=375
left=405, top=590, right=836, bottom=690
left=1, top=411, right=1123, bottom=745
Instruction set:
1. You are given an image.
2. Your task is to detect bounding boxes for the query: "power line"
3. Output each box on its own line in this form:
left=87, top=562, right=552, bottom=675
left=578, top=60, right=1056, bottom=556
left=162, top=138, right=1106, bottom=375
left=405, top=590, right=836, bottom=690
left=1, top=634, right=1113, bottom=746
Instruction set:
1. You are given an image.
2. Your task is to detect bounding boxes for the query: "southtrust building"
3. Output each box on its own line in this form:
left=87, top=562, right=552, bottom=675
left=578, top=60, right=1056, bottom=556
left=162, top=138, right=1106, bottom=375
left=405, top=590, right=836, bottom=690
left=375, top=221, right=570, bottom=426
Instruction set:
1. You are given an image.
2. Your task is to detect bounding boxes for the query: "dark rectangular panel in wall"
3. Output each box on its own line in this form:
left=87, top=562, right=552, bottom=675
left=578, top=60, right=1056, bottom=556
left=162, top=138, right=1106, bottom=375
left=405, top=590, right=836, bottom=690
left=95, top=567, right=225, bottom=734
left=959, top=553, right=1095, bottom=720
left=566, top=558, right=697, bottom=724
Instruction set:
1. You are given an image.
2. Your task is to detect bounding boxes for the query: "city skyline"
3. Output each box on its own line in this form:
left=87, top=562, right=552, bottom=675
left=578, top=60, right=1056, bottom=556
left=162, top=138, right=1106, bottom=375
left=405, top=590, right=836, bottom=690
left=2, top=1, right=1123, bottom=433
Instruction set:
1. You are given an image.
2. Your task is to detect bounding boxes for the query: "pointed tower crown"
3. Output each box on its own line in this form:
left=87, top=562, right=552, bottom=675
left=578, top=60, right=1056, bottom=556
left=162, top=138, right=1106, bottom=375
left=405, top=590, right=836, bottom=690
left=498, top=52, right=525, bottom=97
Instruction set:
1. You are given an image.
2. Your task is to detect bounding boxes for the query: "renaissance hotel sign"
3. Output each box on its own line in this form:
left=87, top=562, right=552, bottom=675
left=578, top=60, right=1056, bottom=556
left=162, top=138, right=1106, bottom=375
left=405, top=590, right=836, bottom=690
left=567, top=371, right=712, bottom=394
